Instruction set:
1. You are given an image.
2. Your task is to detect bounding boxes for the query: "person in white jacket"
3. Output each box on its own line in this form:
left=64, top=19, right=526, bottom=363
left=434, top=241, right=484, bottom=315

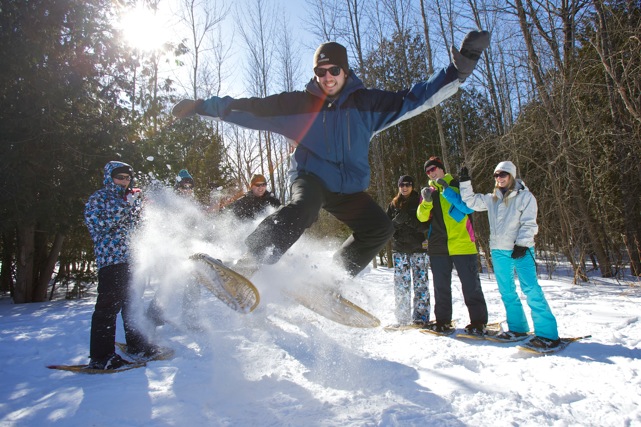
left=459, top=161, right=560, bottom=349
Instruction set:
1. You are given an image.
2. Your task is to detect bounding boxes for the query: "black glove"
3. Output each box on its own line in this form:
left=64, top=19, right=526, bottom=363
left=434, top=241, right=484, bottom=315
left=511, top=245, right=528, bottom=259
left=392, top=210, right=409, bottom=225
left=421, top=187, right=432, bottom=203
left=459, top=166, right=471, bottom=182
left=451, top=30, right=491, bottom=81
left=436, top=178, right=449, bottom=189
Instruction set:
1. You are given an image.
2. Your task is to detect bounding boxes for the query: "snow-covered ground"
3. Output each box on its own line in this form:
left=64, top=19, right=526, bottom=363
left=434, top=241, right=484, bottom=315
left=1, top=190, right=640, bottom=426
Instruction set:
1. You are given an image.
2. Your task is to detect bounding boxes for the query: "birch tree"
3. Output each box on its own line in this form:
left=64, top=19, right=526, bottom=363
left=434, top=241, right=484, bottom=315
left=235, top=0, right=281, bottom=196
left=179, top=0, right=229, bottom=100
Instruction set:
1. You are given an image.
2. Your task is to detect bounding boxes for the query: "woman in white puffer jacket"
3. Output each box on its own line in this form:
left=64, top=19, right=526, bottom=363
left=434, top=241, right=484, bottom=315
left=459, top=161, right=560, bottom=350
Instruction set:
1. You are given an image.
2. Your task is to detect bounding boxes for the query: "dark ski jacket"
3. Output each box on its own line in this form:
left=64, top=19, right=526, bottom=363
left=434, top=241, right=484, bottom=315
left=386, top=191, right=429, bottom=254
left=199, top=65, right=460, bottom=194
left=228, top=190, right=281, bottom=220
left=84, top=161, right=142, bottom=269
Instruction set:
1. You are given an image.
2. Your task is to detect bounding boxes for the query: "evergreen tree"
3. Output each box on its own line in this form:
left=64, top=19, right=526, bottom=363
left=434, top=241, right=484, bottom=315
left=0, top=0, right=134, bottom=302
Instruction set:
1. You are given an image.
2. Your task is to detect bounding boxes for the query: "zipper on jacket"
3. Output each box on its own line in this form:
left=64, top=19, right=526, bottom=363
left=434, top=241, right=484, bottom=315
left=323, top=108, right=330, bottom=153
left=346, top=110, right=351, bottom=151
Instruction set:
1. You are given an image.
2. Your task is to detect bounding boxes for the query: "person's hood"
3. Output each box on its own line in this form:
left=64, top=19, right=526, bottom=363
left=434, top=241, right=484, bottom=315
left=495, top=179, right=528, bottom=199
left=103, top=161, right=133, bottom=188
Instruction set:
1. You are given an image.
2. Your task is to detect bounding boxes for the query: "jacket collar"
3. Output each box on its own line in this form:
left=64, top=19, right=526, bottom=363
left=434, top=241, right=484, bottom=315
left=429, top=173, right=453, bottom=189
left=305, top=70, right=365, bottom=105
left=495, top=179, right=527, bottom=199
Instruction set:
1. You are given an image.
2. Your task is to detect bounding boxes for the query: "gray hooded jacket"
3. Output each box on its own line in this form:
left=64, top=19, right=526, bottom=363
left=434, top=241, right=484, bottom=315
left=460, top=179, right=538, bottom=250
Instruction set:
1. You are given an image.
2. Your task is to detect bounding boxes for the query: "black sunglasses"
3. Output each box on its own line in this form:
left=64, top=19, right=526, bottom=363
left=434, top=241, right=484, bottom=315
left=493, top=171, right=510, bottom=179
left=399, top=182, right=413, bottom=187
left=314, top=66, right=342, bottom=78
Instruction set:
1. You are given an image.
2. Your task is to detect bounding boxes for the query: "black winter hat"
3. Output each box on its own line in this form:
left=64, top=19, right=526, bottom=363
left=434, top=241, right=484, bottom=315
left=111, top=165, right=133, bottom=178
left=397, top=175, right=414, bottom=187
left=313, top=42, right=349, bottom=72
left=424, top=157, right=445, bottom=173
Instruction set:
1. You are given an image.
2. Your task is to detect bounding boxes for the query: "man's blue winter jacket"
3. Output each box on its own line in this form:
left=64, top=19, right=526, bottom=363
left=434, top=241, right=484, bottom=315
left=200, top=65, right=460, bottom=194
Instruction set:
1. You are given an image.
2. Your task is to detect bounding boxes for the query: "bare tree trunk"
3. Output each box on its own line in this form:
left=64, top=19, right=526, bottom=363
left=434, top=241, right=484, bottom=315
left=180, top=0, right=229, bottom=100
left=419, top=0, right=448, bottom=166
left=591, top=0, right=641, bottom=276
left=467, top=0, right=505, bottom=136
left=344, top=0, right=384, bottom=271
left=238, top=0, right=283, bottom=191
left=14, top=223, right=35, bottom=304
left=432, top=0, right=458, bottom=170
left=513, top=0, right=612, bottom=278
left=274, top=18, right=301, bottom=200
left=32, top=232, right=65, bottom=302
left=381, top=0, right=424, bottom=170
left=1, top=231, right=15, bottom=294
left=345, top=0, right=365, bottom=70
left=305, top=0, right=347, bottom=42
left=591, top=0, right=641, bottom=125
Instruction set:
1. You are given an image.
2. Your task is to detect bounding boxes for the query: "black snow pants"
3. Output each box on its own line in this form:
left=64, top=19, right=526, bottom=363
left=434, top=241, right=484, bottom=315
left=90, top=263, right=150, bottom=360
left=430, top=254, right=488, bottom=325
left=245, top=173, right=395, bottom=277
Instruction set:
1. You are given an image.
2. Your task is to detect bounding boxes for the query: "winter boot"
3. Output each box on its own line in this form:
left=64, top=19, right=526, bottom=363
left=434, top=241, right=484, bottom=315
left=412, top=319, right=430, bottom=328
left=527, top=336, right=561, bottom=349
left=86, top=353, right=128, bottom=370
left=430, top=321, right=455, bottom=333
left=464, top=323, right=487, bottom=337
left=493, top=330, right=529, bottom=342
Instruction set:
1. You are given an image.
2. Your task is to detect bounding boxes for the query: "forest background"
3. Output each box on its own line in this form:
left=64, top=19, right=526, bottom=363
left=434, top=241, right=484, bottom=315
left=1, top=0, right=640, bottom=304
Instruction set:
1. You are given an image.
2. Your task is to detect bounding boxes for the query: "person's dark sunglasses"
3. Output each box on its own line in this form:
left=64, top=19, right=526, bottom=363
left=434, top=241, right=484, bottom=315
left=493, top=171, right=510, bottom=179
left=425, top=166, right=437, bottom=174
left=254, top=183, right=267, bottom=187
left=313, top=66, right=342, bottom=78
left=399, top=182, right=413, bottom=187
left=114, top=174, right=132, bottom=181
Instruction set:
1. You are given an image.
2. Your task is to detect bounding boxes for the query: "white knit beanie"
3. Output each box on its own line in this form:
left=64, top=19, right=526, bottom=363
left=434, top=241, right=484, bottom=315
left=494, top=161, right=517, bottom=179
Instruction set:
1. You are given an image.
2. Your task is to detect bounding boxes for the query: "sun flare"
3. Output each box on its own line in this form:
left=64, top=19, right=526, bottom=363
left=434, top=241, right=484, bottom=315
left=119, top=5, right=167, bottom=52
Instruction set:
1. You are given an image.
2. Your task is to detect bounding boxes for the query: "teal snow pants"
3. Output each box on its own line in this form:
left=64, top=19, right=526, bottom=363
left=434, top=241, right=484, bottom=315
left=491, top=248, right=558, bottom=340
